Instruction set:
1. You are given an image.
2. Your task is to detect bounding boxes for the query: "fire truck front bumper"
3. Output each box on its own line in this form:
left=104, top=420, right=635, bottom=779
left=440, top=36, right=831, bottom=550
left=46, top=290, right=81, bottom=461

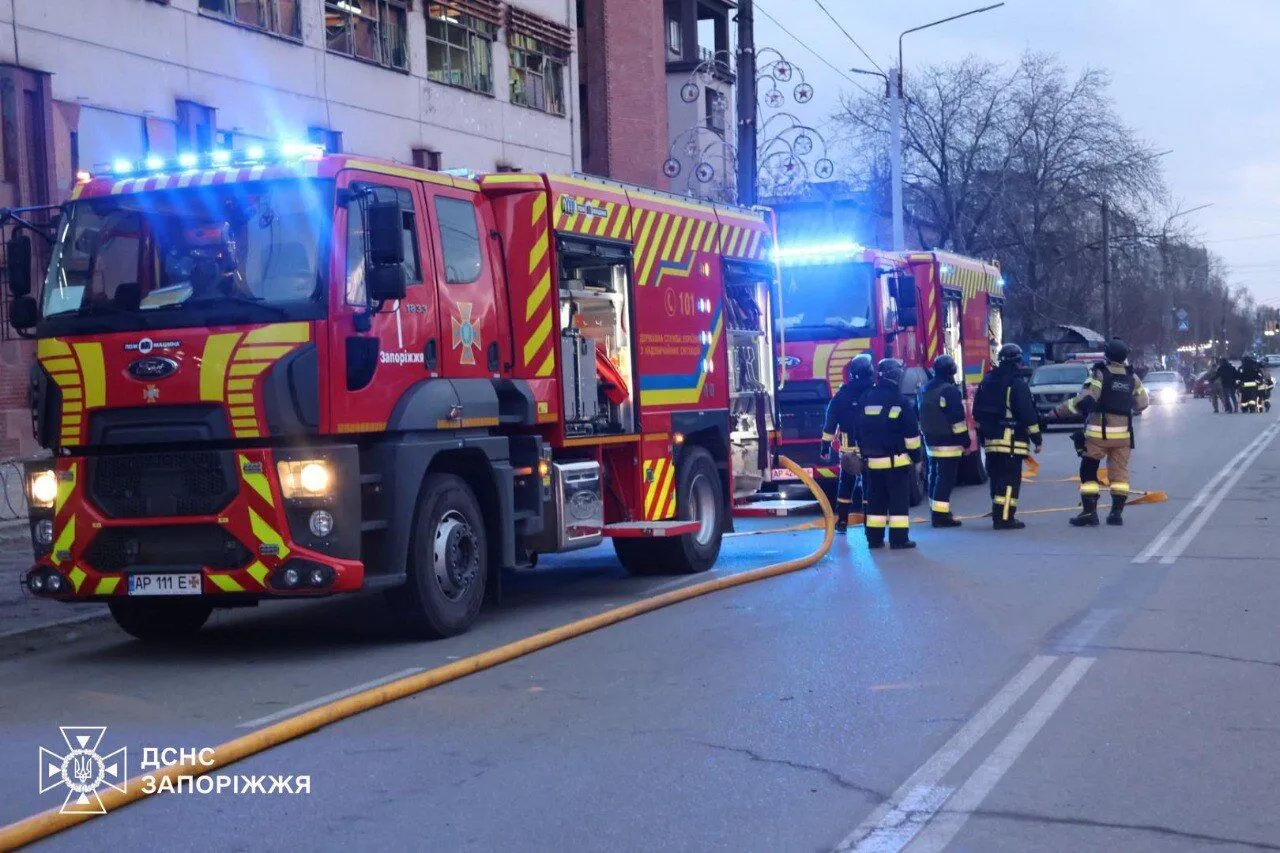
left=21, top=446, right=365, bottom=603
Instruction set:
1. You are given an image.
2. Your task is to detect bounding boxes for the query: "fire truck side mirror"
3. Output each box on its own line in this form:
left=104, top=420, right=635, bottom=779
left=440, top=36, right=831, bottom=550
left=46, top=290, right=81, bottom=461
left=9, top=295, right=37, bottom=331
left=895, top=274, right=918, bottom=328
left=368, top=264, right=407, bottom=303
left=6, top=231, right=32, bottom=297
left=365, top=201, right=405, bottom=268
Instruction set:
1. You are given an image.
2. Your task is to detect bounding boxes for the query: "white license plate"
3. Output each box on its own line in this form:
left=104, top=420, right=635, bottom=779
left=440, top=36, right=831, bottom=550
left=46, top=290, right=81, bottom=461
left=771, top=467, right=801, bottom=481
left=127, top=573, right=203, bottom=596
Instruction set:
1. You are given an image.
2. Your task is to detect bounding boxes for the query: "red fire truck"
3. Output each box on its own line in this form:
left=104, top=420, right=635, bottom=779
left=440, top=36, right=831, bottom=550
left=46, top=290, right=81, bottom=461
left=6, top=147, right=781, bottom=641
left=774, top=243, right=1005, bottom=490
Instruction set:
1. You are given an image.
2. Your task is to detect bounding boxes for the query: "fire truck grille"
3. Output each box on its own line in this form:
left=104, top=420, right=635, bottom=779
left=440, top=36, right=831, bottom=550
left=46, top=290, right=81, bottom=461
left=84, top=524, right=253, bottom=573
left=89, top=451, right=236, bottom=518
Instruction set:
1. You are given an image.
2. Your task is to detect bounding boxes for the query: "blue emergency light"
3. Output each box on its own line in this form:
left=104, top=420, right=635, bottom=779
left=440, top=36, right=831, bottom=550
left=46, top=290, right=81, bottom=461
left=99, top=139, right=326, bottom=179
left=772, top=241, right=866, bottom=265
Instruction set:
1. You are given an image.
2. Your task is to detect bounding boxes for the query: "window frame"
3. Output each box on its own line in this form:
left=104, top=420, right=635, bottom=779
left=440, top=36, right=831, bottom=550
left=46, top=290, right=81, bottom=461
left=426, top=2, right=498, bottom=95
left=197, top=0, right=302, bottom=42
left=324, top=0, right=411, bottom=72
left=508, top=32, right=568, bottom=117
left=344, top=182, right=423, bottom=306
left=432, top=196, right=484, bottom=286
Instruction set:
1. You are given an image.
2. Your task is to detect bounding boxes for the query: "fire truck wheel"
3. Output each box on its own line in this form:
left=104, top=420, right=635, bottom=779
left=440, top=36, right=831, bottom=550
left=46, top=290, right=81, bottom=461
left=615, top=447, right=723, bottom=576
left=107, top=599, right=212, bottom=643
left=391, top=473, right=488, bottom=639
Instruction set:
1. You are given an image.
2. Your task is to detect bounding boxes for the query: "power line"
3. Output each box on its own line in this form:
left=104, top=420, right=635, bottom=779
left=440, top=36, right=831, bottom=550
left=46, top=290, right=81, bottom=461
left=754, top=2, right=876, bottom=98
left=811, top=0, right=885, bottom=74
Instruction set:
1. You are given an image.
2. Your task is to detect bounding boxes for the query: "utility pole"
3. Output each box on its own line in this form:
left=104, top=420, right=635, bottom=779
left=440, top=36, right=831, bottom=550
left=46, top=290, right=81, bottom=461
left=889, top=68, right=905, bottom=250
left=735, top=0, right=757, bottom=206
left=1101, top=196, right=1111, bottom=339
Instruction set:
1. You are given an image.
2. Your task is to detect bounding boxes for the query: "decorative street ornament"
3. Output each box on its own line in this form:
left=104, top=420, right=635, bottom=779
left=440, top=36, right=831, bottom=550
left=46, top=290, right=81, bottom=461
left=662, top=47, right=839, bottom=202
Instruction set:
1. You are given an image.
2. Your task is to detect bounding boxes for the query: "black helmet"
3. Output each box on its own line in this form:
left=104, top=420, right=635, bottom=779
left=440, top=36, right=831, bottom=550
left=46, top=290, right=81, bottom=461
left=876, top=358, right=905, bottom=387
left=997, top=343, right=1023, bottom=364
left=1104, top=338, right=1129, bottom=364
left=845, top=353, right=874, bottom=383
left=933, top=354, right=958, bottom=378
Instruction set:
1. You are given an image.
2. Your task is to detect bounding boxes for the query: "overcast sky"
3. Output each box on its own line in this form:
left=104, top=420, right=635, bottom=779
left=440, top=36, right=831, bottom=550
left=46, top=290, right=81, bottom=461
left=752, top=0, right=1280, bottom=305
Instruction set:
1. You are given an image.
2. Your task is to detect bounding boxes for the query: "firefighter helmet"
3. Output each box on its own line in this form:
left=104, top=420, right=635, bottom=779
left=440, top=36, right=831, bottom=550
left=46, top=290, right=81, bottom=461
left=845, top=353, right=874, bottom=383
left=932, top=354, right=958, bottom=378
left=1104, top=338, right=1129, bottom=364
left=876, top=358, right=905, bottom=387
left=997, top=343, right=1023, bottom=364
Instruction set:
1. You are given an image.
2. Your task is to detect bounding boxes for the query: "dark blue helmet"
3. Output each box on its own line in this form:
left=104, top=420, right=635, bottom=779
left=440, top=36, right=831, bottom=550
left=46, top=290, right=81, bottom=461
left=933, top=354, right=958, bottom=378
left=1104, top=338, right=1129, bottom=364
left=998, top=343, right=1023, bottom=364
left=876, top=358, right=905, bottom=387
left=846, top=353, right=874, bottom=383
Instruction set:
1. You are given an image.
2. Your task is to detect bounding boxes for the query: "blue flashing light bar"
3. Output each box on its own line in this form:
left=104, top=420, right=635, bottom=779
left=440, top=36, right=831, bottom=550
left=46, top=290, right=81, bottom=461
left=772, top=241, right=867, bottom=265
left=95, top=140, right=328, bottom=181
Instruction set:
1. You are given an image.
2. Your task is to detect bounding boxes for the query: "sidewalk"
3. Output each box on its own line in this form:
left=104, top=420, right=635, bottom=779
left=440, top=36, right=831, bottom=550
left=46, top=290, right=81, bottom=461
left=0, top=523, right=102, bottom=638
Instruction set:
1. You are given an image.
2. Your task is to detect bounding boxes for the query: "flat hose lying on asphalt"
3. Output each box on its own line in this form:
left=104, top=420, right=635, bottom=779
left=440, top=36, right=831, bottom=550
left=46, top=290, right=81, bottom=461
left=0, top=456, right=834, bottom=851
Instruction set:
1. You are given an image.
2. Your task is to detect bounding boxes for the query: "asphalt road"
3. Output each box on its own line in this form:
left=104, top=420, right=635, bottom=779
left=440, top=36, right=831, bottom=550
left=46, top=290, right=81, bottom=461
left=3, top=397, right=1280, bottom=852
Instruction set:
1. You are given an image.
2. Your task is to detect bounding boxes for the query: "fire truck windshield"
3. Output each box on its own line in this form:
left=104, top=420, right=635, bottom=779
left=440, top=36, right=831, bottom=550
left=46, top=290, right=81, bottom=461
left=40, top=178, right=332, bottom=333
left=777, top=259, right=875, bottom=341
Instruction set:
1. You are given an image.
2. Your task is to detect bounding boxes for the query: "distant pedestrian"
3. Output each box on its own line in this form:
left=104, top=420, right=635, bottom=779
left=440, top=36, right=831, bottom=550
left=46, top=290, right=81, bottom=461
left=1205, top=363, right=1226, bottom=413
left=1217, top=358, right=1239, bottom=413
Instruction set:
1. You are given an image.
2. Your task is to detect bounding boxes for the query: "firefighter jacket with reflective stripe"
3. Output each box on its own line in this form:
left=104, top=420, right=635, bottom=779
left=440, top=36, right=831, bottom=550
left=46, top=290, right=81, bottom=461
left=1055, top=362, right=1148, bottom=443
left=821, top=377, right=873, bottom=452
left=917, top=377, right=969, bottom=449
left=854, top=384, right=922, bottom=466
left=974, top=366, right=1040, bottom=456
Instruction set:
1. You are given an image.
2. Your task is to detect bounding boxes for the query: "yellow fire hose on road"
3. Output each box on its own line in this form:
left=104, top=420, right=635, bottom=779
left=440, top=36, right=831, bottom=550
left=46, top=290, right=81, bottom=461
left=0, top=457, right=834, bottom=851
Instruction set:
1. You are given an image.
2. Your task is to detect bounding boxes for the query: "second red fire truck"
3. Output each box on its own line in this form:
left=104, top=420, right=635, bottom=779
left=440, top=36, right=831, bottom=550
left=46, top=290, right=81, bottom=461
left=773, top=243, right=1005, bottom=490
left=8, top=147, right=781, bottom=641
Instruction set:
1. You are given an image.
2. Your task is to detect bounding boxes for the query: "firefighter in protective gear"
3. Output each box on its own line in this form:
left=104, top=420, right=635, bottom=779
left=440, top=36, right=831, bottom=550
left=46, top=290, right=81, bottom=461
left=974, top=343, right=1042, bottom=530
left=820, top=354, right=875, bottom=534
left=1051, top=338, right=1149, bottom=526
left=853, top=359, right=923, bottom=550
left=1263, top=369, right=1275, bottom=412
left=1239, top=355, right=1266, bottom=413
left=917, top=354, right=969, bottom=528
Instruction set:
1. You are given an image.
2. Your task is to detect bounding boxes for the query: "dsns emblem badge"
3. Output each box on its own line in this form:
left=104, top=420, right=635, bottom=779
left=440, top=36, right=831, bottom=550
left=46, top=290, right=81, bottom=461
left=127, top=356, right=179, bottom=381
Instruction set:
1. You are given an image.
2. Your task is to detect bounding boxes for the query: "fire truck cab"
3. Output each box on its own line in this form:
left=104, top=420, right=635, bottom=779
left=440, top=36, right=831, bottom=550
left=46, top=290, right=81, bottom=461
left=774, top=243, right=1004, bottom=488
left=8, top=147, right=780, bottom=641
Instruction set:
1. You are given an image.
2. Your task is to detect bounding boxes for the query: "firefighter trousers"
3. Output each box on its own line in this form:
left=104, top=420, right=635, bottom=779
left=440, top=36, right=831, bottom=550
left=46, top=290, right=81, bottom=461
left=1241, top=384, right=1260, bottom=412
left=864, top=467, right=911, bottom=546
left=926, top=447, right=962, bottom=517
left=986, top=452, right=1023, bottom=523
left=835, top=463, right=862, bottom=522
left=1080, top=438, right=1130, bottom=506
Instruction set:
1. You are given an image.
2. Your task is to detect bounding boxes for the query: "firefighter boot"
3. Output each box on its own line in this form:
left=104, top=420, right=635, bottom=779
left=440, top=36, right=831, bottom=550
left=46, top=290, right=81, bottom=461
left=1107, top=494, right=1127, bottom=526
left=991, top=506, right=1026, bottom=531
left=835, top=504, right=850, bottom=535
left=931, top=511, right=962, bottom=528
left=1070, top=495, right=1101, bottom=527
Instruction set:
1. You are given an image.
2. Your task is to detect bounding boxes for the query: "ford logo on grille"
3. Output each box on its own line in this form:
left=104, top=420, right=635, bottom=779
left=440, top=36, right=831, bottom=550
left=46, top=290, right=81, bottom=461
left=128, top=356, right=179, bottom=380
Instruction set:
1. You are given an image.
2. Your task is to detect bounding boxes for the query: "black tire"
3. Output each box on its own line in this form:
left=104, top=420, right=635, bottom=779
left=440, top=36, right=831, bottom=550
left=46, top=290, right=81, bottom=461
left=957, top=447, right=988, bottom=486
left=388, top=473, right=488, bottom=639
left=108, top=599, right=212, bottom=643
left=615, top=447, right=723, bottom=576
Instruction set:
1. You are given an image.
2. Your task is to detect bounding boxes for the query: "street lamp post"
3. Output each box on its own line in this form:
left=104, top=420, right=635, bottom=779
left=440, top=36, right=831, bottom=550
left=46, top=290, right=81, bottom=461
left=888, top=3, right=1004, bottom=250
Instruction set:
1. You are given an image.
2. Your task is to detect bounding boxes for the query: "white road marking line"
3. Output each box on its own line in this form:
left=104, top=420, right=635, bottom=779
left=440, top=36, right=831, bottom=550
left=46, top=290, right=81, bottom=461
left=905, top=656, right=1097, bottom=853
left=1132, top=421, right=1279, bottom=564
left=237, top=667, right=425, bottom=729
left=834, top=655, right=1057, bottom=852
left=1157, top=421, right=1280, bottom=564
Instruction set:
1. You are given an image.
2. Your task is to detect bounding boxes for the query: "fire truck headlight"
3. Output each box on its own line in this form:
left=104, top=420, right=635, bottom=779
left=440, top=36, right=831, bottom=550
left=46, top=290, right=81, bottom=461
left=35, top=519, right=53, bottom=546
left=28, top=470, right=58, bottom=508
left=277, top=460, right=334, bottom=499
left=308, top=510, right=334, bottom=538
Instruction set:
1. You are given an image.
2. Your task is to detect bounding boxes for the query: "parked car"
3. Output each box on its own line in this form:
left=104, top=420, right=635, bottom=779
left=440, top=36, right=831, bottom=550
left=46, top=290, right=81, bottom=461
left=1030, top=362, right=1091, bottom=423
left=1144, top=370, right=1187, bottom=405
left=1263, top=354, right=1280, bottom=368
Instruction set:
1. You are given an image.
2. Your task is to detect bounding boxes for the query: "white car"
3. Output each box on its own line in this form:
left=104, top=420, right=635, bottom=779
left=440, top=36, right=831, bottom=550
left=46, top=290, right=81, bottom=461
left=1030, top=362, right=1091, bottom=423
left=1144, top=370, right=1186, bottom=405
left=1263, top=354, right=1280, bottom=368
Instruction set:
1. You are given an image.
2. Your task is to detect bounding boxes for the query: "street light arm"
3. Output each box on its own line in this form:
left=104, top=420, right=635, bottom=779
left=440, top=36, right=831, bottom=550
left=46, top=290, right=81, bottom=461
left=898, top=3, right=1005, bottom=90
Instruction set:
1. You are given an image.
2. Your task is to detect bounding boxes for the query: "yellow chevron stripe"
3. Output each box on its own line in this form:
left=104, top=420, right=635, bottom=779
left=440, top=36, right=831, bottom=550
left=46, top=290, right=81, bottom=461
left=528, top=230, right=549, bottom=274
left=643, top=459, right=663, bottom=518
left=535, top=350, right=555, bottom=377
left=526, top=270, right=551, bottom=321
left=654, top=459, right=676, bottom=520
left=524, top=311, right=553, bottom=366
left=531, top=191, right=547, bottom=222
left=209, top=573, right=244, bottom=593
